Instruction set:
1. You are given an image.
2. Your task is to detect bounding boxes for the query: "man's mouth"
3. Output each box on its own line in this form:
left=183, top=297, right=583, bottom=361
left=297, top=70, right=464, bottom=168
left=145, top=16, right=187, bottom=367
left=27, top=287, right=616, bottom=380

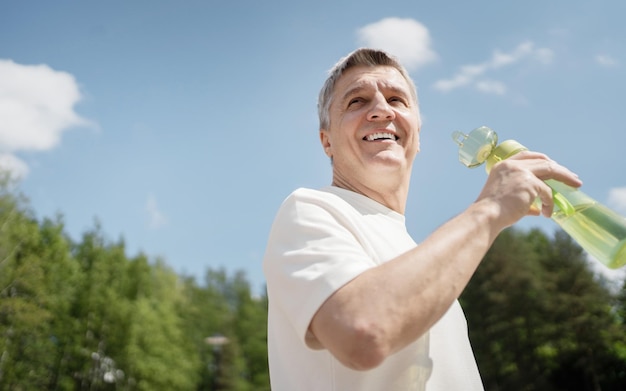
left=363, top=132, right=399, bottom=141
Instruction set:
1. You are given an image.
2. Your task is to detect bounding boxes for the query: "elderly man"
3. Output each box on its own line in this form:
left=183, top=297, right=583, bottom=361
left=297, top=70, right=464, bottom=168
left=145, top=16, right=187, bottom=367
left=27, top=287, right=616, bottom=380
left=263, top=48, right=581, bottom=390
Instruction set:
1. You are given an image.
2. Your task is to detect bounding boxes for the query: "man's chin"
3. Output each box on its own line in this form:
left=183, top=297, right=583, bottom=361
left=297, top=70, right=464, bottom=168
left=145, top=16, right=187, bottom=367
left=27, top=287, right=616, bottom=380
left=370, top=154, right=407, bottom=169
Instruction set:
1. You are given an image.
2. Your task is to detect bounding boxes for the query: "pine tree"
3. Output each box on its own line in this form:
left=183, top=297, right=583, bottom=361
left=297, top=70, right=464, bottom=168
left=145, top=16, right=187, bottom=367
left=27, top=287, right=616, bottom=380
left=461, top=227, right=626, bottom=390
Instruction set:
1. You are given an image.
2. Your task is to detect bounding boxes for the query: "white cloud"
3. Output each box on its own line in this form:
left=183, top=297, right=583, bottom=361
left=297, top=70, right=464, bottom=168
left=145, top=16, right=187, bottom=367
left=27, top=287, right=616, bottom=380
left=608, top=187, right=626, bottom=214
left=145, top=195, right=167, bottom=229
left=586, top=252, right=626, bottom=291
left=535, top=48, right=554, bottom=65
left=595, top=54, right=619, bottom=68
left=0, top=153, right=29, bottom=180
left=0, top=59, right=89, bottom=178
left=356, top=18, right=438, bottom=71
left=475, top=80, right=507, bottom=95
left=433, top=41, right=553, bottom=94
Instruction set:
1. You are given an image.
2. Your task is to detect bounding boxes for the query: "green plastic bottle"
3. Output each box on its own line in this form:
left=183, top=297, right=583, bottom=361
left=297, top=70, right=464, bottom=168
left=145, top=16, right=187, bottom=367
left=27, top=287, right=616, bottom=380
left=452, top=126, right=626, bottom=269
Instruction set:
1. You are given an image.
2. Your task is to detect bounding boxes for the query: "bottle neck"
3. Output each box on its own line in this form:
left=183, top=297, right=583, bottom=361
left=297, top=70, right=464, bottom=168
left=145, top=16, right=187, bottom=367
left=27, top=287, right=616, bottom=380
left=485, top=140, right=528, bottom=173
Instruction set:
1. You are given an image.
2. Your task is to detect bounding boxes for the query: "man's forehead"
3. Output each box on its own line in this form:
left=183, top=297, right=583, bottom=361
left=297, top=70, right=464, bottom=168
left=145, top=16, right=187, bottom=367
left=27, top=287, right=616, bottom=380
left=335, top=65, right=410, bottom=95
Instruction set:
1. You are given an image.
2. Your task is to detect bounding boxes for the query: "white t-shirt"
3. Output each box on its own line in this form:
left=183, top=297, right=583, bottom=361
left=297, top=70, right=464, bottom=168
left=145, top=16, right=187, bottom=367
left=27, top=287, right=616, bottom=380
left=263, top=187, right=484, bottom=391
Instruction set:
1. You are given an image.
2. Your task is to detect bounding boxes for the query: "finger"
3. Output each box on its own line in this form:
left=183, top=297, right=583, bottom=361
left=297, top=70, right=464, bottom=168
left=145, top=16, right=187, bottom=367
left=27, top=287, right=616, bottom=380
left=537, top=182, right=555, bottom=217
left=513, top=153, right=583, bottom=188
left=507, top=150, right=548, bottom=160
left=527, top=198, right=542, bottom=216
left=527, top=203, right=541, bottom=216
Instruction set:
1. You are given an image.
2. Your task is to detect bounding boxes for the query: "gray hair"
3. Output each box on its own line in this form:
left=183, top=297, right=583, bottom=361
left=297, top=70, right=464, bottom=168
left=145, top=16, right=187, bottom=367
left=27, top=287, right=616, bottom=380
left=317, top=48, right=419, bottom=130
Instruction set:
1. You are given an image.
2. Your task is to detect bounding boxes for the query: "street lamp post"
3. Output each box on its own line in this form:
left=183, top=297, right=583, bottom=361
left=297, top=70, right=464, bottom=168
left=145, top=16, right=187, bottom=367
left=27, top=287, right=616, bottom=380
left=205, top=334, right=229, bottom=390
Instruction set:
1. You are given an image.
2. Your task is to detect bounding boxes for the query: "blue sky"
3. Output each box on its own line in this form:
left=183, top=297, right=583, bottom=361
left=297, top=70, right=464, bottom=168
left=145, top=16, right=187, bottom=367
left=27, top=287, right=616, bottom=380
left=2, top=0, right=626, bottom=293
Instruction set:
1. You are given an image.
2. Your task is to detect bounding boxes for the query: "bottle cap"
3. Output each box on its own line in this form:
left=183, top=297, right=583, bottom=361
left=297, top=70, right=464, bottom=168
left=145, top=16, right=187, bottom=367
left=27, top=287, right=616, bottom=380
left=452, top=126, right=498, bottom=168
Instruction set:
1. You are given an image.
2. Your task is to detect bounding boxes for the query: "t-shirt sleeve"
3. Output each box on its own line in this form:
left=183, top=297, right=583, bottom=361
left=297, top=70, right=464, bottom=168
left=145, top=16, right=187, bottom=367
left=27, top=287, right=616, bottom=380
left=263, top=191, right=376, bottom=347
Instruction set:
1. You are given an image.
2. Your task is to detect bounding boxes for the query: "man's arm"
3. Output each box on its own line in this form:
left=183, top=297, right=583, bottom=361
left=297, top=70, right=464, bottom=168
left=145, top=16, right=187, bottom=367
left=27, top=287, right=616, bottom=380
left=308, top=151, right=582, bottom=371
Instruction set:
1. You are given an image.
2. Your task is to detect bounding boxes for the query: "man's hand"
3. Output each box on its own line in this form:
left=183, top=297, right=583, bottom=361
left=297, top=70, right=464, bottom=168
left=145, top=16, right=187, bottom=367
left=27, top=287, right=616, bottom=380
left=475, top=150, right=583, bottom=228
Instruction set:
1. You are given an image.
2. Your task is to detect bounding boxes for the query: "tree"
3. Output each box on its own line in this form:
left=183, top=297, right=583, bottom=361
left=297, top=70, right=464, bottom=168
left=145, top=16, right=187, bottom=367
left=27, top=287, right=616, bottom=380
left=230, top=273, right=270, bottom=390
left=0, top=188, right=79, bottom=390
left=124, top=259, right=200, bottom=390
left=461, top=227, right=626, bottom=390
left=68, top=225, right=135, bottom=390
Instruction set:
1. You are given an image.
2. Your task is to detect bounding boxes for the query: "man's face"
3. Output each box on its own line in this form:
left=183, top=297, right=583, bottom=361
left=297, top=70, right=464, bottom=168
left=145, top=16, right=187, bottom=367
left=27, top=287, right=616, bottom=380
left=320, top=65, right=421, bottom=190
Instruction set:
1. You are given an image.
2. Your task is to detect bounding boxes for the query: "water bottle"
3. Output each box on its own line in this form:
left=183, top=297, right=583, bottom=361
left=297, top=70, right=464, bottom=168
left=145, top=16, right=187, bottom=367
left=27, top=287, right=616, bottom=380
left=452, top=125, right=626, bottom=269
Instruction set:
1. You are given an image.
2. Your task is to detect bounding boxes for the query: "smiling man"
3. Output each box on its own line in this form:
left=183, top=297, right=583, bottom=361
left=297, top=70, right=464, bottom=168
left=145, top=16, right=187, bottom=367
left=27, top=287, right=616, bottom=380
left=262, top=48, right=582, bottom=390
left=320, top=64, right=419, bottom=214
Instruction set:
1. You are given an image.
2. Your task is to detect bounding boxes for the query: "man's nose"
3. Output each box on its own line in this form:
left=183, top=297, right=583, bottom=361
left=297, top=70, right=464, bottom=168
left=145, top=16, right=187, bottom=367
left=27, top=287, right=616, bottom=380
left=367, top=95, right=395, bottom=121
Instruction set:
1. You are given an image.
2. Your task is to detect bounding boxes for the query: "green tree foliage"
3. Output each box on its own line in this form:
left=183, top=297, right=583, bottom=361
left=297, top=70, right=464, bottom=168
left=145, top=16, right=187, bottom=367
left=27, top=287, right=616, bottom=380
left=0, top=187, right=269, bottom=390
left=124, top=260, right=200, bottom=390
left=68, top=226, right=134, bottom=389
left=461, top=227, right=626, bottom=390
left=230, top=273, right=269, bottom=390
left=0, top=185, right=80, bottom=390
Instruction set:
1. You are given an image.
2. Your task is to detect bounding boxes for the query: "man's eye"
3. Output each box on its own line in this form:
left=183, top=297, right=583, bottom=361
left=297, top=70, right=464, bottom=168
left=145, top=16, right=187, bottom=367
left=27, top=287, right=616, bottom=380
left=348, top=98, right=363, bottom=107
left=389, top=97, right=406, bottom=105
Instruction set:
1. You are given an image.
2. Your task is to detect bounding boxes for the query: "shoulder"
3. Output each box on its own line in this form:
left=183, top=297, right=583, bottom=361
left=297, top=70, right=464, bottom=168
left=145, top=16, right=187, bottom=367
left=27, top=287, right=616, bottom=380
left=266, top=187, right=363, bottom=243
left=287, top=187, right=344, bottom=203
left=279, top=187, right=355, bottom=214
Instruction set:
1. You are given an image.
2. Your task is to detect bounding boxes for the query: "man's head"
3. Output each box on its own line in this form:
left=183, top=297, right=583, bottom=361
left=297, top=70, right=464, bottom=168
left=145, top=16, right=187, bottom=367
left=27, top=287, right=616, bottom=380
left=317, top=48, right=422, bottom=211
left=318, top=48, right=420, bottom=131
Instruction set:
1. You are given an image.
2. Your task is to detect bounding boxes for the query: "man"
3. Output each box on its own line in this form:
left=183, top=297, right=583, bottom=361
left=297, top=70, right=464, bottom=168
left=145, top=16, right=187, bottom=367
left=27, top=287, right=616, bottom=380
left=262, top=48, right=582, bottom=390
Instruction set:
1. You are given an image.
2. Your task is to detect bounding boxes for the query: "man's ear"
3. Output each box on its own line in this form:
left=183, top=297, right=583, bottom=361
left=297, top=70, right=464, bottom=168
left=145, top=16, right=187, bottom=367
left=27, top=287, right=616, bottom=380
left=320, top=129, right=332, bottom=158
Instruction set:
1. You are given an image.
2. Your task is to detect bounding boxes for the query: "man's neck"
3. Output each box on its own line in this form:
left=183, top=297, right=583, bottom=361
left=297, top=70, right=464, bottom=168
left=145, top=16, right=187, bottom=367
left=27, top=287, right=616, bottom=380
left=331, top=177, right=409, bottom=214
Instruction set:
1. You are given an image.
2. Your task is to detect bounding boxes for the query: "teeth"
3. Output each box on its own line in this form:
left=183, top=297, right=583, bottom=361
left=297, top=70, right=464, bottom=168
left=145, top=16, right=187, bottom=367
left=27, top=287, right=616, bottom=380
left=365, top=132, right=397, bottom=141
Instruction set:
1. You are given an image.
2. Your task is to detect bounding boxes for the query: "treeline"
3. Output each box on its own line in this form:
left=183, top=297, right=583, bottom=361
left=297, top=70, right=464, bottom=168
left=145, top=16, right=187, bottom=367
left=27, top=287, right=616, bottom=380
left=1, top=184, right=625, bottom=390
left=0, top=187, right=269, bottom=390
